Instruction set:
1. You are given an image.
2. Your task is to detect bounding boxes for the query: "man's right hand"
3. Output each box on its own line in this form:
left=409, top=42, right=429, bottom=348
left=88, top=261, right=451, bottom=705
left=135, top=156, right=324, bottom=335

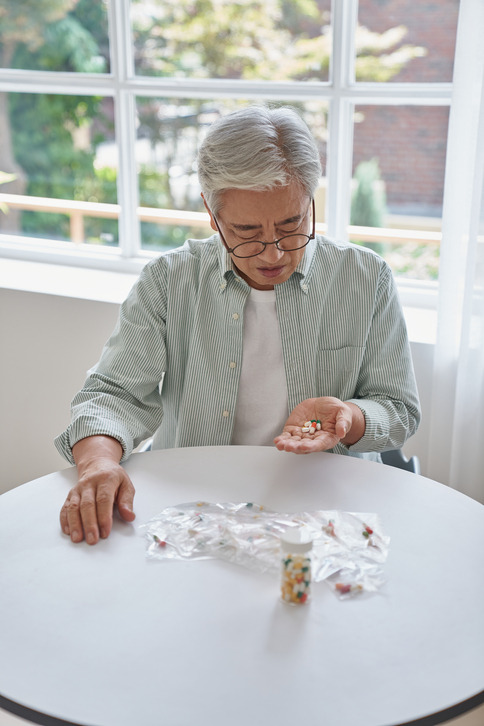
left=60, top=436, right=136, bottom=545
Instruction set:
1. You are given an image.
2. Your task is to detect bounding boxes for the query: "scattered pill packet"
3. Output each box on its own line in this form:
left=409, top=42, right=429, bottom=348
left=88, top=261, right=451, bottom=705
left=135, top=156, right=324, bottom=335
left=140, top=502, right=390, bottom=599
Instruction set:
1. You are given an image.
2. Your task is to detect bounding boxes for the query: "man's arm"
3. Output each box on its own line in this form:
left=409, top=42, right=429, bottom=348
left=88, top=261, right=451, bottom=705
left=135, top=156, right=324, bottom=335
left=59, top=436, right=135, bottom=545
left=54, top=260, right=168, bottom=467
left=343, top=263, right=421, bottom=453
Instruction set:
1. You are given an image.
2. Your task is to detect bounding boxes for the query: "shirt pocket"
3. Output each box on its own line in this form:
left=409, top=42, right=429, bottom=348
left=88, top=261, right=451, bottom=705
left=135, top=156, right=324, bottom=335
left=316, top=347, right=365, bottom=401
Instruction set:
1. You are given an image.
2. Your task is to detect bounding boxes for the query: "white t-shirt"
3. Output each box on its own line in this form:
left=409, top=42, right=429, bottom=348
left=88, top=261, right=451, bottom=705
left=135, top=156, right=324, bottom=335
left=231, top=288, right=288, bottom=446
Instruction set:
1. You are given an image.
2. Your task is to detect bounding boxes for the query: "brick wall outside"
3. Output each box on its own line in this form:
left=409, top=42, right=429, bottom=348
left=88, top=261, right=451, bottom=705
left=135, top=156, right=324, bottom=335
left=353, top=0, right=459, bottom=215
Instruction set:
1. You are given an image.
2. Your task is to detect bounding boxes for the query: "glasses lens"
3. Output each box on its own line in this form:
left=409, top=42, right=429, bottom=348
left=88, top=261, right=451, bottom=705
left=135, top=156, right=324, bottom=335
left=277, top=234, right=310, bottom=251
left=232, top=241, right=266, bottom=258
left=232, top=235, right=310, bottom=258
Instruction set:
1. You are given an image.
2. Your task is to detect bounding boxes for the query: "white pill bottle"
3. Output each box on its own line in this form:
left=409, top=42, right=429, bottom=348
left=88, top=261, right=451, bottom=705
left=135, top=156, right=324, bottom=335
left=280, top=526, right=313, bottom=605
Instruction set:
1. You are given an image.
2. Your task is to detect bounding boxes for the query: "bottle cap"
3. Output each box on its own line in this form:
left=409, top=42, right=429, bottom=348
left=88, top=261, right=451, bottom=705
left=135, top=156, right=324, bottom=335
left=280, top=525, right=313, bottom=553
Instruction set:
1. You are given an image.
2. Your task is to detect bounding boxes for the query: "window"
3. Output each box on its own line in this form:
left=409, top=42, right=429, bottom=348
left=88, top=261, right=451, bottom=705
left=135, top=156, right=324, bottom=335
left=0, top=0, right=458, bottom=286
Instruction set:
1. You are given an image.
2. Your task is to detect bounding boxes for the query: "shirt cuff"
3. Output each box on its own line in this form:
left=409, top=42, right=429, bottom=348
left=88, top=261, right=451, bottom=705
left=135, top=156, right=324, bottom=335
left=54, top=420, right=132, bottom=465
left=345, top=399, right=390, bottom=453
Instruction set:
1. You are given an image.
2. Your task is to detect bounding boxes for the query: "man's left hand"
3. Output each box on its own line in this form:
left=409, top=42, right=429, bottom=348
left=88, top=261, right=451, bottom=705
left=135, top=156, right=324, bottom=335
left=274, top=397, right=365, bottom=454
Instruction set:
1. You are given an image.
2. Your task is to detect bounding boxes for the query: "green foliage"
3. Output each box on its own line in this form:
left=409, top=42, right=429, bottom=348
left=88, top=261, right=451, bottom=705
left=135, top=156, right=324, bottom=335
left=137, top=165, right=206, bottom=250
left=351, top=159, right=387, bottom=228
left=384, top=242, right=439, bottom=280
left=3, top=0, right=112, bottom=240
left=351, top=159, right=387, bottom=255
left=141, top=222, right=200, bottom=251
left=355, top=25, right=427, bottom=82
left=138, top=165, right=172, bottom=209
left=131, top=0, right=330, bottom=81
left=21, top=16, right=106, bottom=73
left=11, top=93, right=98, bottom=198
left=0, top=0, right=79, bottom=54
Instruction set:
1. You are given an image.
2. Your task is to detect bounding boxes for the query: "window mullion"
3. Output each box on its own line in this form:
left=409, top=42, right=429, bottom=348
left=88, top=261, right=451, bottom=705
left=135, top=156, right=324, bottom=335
left=108, top=0, right=140, bottom=259
left=326, top=0, right=357, bottom=240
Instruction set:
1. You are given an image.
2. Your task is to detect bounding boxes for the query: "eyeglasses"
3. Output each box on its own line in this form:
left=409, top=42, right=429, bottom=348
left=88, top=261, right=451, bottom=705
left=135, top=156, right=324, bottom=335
left=212, top=198, right=315, bottom=259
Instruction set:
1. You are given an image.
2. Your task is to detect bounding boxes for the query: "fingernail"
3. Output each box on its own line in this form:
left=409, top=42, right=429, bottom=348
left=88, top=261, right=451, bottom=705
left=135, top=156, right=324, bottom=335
left=86, top=532, right=96, bottom=545
left=100, top=528, right=108, bottom=539
left=71, top=530, right=81, bottom=542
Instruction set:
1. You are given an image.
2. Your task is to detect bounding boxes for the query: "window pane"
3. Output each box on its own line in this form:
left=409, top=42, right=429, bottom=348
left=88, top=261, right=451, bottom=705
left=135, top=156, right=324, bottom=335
left=135, top=98, right=328, bottom=252
left=131, top=0, right=331, bottom=82
left=356, top=0, right=459, bottom=83
left=0, top=0, right=110, bottom=73
left=351, top=105, right=449, bottom=281
left=0, top=93, right=118, bottom=246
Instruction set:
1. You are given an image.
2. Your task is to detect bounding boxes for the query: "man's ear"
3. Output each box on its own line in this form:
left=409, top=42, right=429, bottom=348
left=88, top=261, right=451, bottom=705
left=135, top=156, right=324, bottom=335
left=201, top=193, right=217, bottom=232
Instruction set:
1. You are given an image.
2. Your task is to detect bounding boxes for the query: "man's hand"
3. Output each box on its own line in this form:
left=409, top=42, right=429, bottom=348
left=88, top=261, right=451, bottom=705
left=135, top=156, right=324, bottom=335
left=274, top=397, right=365, bottom=454
left=60, top=436, right=136, bottom=545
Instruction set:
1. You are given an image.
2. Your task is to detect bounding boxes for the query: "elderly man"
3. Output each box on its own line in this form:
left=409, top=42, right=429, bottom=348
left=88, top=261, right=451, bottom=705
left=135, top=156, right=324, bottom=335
left=56, top=105, right=420, bottom=545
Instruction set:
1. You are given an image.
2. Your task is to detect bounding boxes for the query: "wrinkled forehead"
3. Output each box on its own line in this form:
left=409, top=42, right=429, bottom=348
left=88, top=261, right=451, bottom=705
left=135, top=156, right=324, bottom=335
left=217, top=182, right=309, bottom=223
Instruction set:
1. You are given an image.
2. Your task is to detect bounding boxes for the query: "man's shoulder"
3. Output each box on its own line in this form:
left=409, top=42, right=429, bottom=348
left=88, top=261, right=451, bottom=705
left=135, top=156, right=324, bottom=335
left=152, top=235, right=218, bottom=264
left=316, top=234, right=382, bottom=258
left=313, top=235, right=388, bottom=272
left=141, top=235, right=220, bottom=277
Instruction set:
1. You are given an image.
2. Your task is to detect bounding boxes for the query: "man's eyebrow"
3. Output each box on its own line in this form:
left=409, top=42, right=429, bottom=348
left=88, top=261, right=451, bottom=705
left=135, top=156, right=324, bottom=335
left=231, top=213, right=303, bottom=231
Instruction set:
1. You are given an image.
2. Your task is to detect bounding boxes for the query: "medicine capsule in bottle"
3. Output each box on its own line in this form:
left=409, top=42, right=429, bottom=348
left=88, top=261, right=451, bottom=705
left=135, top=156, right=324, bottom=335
left=280, top=527, right=313, bottom=605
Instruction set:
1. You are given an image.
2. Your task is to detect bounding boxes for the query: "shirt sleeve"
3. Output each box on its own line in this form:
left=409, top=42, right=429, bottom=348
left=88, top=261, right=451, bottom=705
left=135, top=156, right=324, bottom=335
left=344, top=262, right=421, bottom=453
left=54, top=260, right=168, bottom=464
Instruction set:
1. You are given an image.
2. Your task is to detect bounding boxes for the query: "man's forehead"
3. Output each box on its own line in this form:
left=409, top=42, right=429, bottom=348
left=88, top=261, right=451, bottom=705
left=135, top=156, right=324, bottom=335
left=220, top=193, right=308, bottom=228
left=230, top=209, right=305, bottom=230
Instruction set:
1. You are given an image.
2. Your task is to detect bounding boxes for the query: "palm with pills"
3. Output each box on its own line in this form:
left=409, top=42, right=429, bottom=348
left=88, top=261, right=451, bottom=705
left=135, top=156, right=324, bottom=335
left=274, top=397, right=355, bottom=454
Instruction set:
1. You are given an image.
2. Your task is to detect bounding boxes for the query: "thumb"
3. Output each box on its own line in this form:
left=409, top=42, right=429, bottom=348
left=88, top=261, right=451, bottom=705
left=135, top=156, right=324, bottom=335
left=116, top=477, right=136, bottom=522
left=335, top=410, right=350, bottom=439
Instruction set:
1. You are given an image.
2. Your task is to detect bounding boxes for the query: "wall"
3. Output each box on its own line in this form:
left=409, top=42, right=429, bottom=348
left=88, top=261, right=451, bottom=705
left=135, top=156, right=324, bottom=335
left=0, top=281, right=434, bottom=494
left=0, top=287, right=120, bottom=492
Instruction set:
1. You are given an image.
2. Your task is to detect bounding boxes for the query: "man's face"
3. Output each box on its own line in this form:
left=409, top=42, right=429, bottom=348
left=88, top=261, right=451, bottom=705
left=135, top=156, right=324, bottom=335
left=204, top=182, right=312, bottom=290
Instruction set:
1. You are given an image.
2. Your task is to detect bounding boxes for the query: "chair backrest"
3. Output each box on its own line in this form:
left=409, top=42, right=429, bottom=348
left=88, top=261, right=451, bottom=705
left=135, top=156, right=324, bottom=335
left=381, top=448, right=420, bottom=475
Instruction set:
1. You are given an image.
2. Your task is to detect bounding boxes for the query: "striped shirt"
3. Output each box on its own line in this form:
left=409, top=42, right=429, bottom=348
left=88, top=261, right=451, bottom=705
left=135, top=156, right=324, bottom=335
left=55, top=234, right=421, bottom=464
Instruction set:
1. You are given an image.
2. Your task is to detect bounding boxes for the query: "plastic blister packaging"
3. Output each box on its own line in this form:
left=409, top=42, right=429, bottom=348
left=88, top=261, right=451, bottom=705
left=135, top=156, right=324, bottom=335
left=140, top=502, right=390, bottom=598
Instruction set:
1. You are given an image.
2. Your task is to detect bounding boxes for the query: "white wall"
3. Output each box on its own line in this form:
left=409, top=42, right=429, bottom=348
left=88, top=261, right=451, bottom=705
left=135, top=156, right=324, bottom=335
left=0, top=285, right=434, bottom=494
left=0, top=287, right=120, bottom=492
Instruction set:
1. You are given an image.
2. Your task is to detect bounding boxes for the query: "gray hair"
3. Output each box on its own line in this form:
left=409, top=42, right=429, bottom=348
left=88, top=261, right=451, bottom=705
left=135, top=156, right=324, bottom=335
left=197, top=105, right=322, bottom=215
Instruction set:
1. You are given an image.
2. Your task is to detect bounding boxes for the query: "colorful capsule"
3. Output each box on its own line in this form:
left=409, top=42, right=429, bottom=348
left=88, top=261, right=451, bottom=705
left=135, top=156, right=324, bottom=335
left=335, top=582, right=364, bottom=595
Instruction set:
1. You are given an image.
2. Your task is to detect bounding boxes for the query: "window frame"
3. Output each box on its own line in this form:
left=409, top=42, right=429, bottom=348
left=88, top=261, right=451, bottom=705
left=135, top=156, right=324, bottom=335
left=0, top=0, right=453, bottom=303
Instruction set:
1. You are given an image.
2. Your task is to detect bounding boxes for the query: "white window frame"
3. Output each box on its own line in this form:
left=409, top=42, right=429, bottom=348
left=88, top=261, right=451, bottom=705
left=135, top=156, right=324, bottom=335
left=0, top=0, right=454, bottom=306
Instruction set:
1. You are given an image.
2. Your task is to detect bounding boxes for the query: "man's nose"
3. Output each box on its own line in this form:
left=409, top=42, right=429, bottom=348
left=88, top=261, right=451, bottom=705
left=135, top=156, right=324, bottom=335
left=258, top=240, right=285, bottom=263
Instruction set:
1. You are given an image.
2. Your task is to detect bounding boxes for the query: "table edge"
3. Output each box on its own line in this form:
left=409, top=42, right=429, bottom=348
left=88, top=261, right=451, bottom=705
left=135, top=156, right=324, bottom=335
left=392, top=690, right=484, bottom=726
left=0, top=694, right=93, bottom=726
left=1, top=689, right=483, bottom=726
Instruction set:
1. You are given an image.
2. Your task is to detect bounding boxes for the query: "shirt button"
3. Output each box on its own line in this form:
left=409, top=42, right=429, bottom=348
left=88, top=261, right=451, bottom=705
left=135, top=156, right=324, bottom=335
left=229, top=361, right=237, bottom=369
left=232, top=312, right=239, bottom=320
left=302, top=284, right=308, bottom=292
left=222, top=410, right=230, bottom=418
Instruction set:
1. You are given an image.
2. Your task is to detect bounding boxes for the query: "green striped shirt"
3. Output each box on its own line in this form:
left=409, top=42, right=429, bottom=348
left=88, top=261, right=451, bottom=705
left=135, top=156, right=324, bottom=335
left=55, top=234, right=420, bottom=464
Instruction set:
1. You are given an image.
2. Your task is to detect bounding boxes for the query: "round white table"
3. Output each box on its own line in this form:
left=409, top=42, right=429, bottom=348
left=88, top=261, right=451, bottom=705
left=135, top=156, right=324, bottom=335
left=0, top=446, right=483, bottom=726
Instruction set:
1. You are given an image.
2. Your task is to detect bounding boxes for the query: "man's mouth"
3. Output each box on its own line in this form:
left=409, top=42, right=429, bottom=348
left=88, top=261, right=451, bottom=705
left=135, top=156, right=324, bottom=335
left=258, top=266, right=285, bottom=278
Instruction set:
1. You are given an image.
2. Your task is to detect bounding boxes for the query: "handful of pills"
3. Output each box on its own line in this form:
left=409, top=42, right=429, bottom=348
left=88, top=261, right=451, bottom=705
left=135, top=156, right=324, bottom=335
left=301, top=420, right=321, bottom=434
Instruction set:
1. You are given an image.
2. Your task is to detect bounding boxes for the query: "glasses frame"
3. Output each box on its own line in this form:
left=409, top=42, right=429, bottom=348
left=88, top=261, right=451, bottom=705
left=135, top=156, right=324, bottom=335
left=212, top=198, right=316, bottom=259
